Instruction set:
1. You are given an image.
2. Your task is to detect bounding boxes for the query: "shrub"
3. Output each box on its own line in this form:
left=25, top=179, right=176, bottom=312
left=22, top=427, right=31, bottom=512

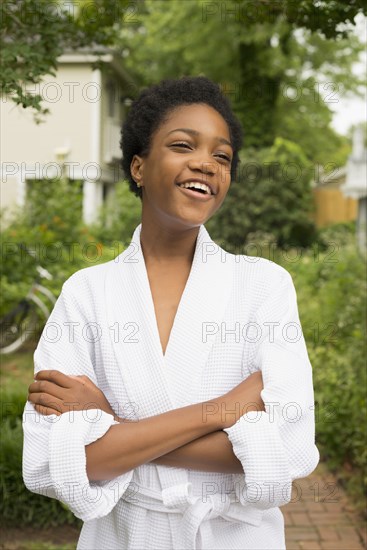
left=276, top=225, right=366, bottom=514
left=206, top=137, right=318, bottom=249
left=24, top=177, right=84, bottom=243
left=88, top=179, right=141, bottom=244
left=0, top=178, right=129, bottom=318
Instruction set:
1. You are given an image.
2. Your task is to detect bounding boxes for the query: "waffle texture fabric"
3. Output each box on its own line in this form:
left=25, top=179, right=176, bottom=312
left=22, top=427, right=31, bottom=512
left=22, top=223, right=319, bottom=549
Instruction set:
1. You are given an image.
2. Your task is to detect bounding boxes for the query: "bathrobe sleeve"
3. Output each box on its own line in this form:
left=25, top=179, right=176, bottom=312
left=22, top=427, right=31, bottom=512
left=22, top=274, right=135, bottom=522
left=223, top=267, right=320, bottom=511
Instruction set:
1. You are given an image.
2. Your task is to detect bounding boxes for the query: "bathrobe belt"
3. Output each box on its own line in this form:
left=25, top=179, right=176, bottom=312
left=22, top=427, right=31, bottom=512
left=121, top=481, right=263, bottom=549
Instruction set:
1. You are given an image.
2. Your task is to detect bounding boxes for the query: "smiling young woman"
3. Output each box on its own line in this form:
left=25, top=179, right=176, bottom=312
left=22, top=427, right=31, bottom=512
left=23, top=76, right=319, bottom=550
left=129, top=101, right=237, bottom=358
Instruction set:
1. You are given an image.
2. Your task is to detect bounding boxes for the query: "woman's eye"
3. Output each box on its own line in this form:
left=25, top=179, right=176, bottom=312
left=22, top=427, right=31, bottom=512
left=170, top=142, right=191, bottom=149
left=170, top=143, right=231, bottom=163
left=215, top=153, right=232, bottom=163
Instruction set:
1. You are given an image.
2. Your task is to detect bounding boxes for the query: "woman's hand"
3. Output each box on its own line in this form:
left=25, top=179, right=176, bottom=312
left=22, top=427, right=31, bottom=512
left=27, top=370, right=117, bottom=419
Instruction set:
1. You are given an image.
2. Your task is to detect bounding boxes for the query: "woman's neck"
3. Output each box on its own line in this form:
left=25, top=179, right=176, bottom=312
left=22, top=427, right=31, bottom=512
left=139, top=216, right=200, bottom=265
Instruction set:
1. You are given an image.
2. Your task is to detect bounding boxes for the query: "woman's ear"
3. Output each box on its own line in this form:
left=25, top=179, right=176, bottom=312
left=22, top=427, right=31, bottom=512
left=130, top=155, right=144, bottom=188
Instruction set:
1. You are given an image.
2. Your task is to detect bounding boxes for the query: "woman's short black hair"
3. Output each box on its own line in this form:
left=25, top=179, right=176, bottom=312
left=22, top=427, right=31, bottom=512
left=120, top=76, right=243, bottom=199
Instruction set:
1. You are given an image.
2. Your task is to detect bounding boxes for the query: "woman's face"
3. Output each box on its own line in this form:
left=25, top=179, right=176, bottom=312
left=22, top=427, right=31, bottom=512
left=130, top=103, right=233, bottom=230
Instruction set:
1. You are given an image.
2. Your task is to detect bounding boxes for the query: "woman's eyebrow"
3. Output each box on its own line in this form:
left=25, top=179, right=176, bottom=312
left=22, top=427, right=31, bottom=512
left=166, top=128, right=232, bottom=148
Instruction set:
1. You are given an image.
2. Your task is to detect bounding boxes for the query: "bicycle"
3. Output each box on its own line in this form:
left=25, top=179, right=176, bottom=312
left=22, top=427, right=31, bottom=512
left=0, top=244, right=57, bottom=354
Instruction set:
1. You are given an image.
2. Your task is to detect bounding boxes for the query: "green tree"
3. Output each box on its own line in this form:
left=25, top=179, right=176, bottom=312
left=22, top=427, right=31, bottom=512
left=120, top=0, right=365, bottom=161
left=0, top=0, right=135, bottom=118
left=206, top=137, right=317, bottom=248
left=116, top=0, right=365, bottom=247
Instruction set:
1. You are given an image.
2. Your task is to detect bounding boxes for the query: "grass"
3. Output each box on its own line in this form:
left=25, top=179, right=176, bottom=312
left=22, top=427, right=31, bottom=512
left=0, top=525, right=79, bottom=549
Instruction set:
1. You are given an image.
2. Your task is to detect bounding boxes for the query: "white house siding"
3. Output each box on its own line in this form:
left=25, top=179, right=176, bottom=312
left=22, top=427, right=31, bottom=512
left=1, top=54, right=127, bottom=226
left=2, top=63, right=95, bottom=168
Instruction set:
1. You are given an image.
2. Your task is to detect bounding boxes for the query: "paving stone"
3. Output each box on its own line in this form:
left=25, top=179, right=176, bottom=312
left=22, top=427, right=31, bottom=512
left=285, top=501, right=307, bottom=512
left=322, top=501, right=346, bottom=512
left=286, top=528, right=319, bottom=541
left=308, top=512, right=354, bottom=525
left=299, top=542, right=323, bottom=550
left=283, top=511, right=294, bottom=526
left=289, top=512, right=312, bottom=526
left=320, top=541, right=365, bottom=550
left=337, top=525, right=365, bottom=542
left=317, top=526, right=340, bottom=541
left=303, top=501, right=328, bottom=512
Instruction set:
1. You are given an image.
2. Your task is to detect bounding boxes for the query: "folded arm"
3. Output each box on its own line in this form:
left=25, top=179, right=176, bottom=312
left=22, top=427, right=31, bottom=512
left=29, top=369, right=245, bottom=479
left=150, top=430, right=243, bottom=473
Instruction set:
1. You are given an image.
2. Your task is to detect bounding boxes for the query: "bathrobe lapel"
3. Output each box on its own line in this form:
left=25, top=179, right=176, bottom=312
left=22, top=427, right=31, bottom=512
left=162, top=225, right=234, bottom=408
left=105, top=223, right=174, bottom=420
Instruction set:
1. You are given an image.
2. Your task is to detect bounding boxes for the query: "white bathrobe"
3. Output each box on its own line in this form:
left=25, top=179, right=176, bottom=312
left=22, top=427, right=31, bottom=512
left=22, top=223, right=319, bottom=550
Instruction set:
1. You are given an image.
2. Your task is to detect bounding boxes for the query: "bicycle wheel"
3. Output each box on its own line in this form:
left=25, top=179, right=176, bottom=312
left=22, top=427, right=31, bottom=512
left=0, top=300, right=39, bottom=354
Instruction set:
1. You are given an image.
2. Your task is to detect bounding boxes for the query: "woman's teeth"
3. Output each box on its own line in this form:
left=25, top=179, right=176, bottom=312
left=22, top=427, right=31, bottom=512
left=178, top=182, right=211, bottom=195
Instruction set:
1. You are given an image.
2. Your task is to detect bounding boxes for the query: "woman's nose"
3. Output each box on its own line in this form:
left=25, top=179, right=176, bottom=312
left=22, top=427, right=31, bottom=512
left=187, top=151, right=217, bottom=175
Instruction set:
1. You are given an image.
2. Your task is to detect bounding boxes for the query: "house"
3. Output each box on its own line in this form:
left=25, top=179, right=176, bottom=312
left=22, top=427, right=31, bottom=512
left=311, top=126, right=367, bottom=229
left=1, top=48, right=135, bottom=225
left=312, top=166, right=358, bottom=228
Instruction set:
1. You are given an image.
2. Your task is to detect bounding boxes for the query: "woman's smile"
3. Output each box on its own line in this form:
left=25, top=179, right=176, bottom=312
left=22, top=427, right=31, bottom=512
left=175, top=183, right=215, bottom=202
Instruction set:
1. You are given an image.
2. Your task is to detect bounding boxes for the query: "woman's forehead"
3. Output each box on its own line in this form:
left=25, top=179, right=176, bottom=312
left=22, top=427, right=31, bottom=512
left=155, top=103, right=231, bottom=140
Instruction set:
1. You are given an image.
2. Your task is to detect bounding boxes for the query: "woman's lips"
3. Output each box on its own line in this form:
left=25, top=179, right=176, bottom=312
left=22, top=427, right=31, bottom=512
left=176, top=185, right=214, bottom=202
